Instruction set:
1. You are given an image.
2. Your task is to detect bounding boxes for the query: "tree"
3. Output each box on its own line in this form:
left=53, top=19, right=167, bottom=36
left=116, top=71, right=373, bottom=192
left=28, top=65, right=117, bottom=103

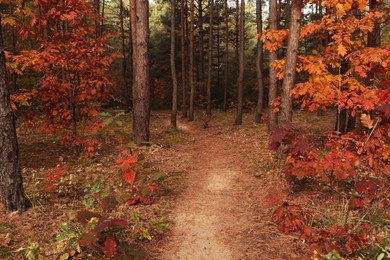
left=223, top=0, right=229, bottom=110
left=189, top=0, right=195, bottom=121
left=132, top=0, right=151, bottom=143
left=235, top=0, right=245, bottom=125
left=279, top=0, right=302, bottom=128
left=254, top=0, right=264, bottom=123
left=0, top=12, right=27, bottom=213
left=120, top=0, right=131, bottom=113
left=206, top=0, right=214, bottom=114
left=268, top=0, right=278, bottom=130
left=197, top=0, right=205, bottom=87
left=171, top=0, right=178, bottom=128
left=180, top=0, right=188, bottom=117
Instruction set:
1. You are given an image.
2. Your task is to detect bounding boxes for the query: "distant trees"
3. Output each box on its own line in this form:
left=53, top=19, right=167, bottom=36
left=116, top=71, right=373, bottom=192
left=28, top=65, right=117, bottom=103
left=0, top=12, right=27, bottom=213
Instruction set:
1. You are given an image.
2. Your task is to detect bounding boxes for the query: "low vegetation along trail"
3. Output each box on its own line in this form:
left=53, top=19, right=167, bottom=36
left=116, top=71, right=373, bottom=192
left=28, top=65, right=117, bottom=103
left=160, top=116, right=305, bottom=259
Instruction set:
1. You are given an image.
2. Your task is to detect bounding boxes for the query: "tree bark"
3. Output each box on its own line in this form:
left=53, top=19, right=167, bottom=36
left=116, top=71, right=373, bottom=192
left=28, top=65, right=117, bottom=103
left=180, top=0, right=188, bottom=117
left=223, top=0, right=229, bottom=110
left=279, top=0, right=302, bottom=128
left=235, top=0, right=239, bottom=62
left=0, top=13, right=27, bottom=213
left=268, top=0, right=278, bottom=130
left=254, top=0, right=264, bottom=123
left=120, top=0, right=130, bottom=113
left=171, top=0, right=178, bottom=128
left=101, top=0, right=105, bottom=35
left=132, top=0, right=151, bottom=143
left=189, top=0, right=195, bottom=121
left=197, top=0, right=205, bottom=90
left=235, top=0, right=244, bottom=125
left=206, top=0, right=214, bottom=114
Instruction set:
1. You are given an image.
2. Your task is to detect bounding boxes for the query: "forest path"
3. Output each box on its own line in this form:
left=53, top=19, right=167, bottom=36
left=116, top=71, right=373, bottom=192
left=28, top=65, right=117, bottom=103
left=159, top=116, right=305, bottom=260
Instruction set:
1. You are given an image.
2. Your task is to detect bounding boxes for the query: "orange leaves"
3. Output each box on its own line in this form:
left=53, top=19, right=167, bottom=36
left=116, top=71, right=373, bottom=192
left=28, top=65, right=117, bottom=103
left=260, top=29, right=289, bottom=52
left=299, top=21, right=323, bottom=39
left=337, top=44, right=347, bottom=57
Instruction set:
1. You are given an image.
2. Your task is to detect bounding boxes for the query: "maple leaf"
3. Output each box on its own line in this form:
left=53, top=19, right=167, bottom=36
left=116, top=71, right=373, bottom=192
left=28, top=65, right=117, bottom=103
left=337, top=44, right=347, bottom=56
left=361, top=114, right=374, bottom=129
left=102, top=236, right=117, bottom=258
left=122, top=168, right=136, bottom=186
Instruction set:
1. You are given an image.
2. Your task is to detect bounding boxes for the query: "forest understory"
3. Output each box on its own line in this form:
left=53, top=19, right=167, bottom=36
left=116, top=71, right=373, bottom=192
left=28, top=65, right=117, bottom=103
left=1, top=109, right=386, bottom=259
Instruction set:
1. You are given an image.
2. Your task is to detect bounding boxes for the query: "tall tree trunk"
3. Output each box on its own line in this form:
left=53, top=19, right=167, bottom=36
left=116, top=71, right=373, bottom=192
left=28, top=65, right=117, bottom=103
left=120, top=0, right=130, bottom=113
left=180, top=0, right=188, bottom=117
left=279, top=0, right=302, bottom=128
left=235, top=0, right=244, bottom=125
left=197, top=0, right=205, bottom=89
left=171, top=0, right=178, bottom=128
left=223, top=0, right=229, bottom=110
left=101, top=0, right=105, bottom=35
left=0, top=13, right=27, bottom=213
left=268, top=0, right=278, bottom=130
left=254, top=0, right=264, bottom=123
left=94, top=0, right=100, bottom=38
left=189, top=0, right=195, bottom=121
left=235, top=0, right=239, bottom=62
left=216, top=2, right=220, bottom=103
left=206, top=0, right=214, bottom=114
left=132, top=0, right=150, bottom=143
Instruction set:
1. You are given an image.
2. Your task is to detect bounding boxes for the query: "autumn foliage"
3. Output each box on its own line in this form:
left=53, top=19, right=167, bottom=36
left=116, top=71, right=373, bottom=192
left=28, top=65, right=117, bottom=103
left=266, top=0, right=389, bottom=258
left=9, top=0, right=117, bottom=154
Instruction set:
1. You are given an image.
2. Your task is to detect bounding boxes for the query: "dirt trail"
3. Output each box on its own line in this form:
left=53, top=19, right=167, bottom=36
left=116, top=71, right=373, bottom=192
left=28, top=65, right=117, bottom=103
left=160, top=118, right=305, bottom=260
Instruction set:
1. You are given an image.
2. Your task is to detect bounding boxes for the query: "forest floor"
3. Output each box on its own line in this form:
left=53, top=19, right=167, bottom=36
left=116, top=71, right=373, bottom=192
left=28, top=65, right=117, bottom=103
left=0, top=109, right=338, bottom=259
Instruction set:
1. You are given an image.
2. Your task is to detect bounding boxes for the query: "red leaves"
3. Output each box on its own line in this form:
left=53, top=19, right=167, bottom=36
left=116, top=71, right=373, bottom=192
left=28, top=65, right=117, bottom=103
left=43, top=165, right=67, bottom=193
left=147, top=184, right=158, bottom=191
left=122, top=169, right=136, bottom=186
left=76, top=210, right=102, bottom=225
left=116, top=155, right=137, bottom=186
left=273, top=203, right=314, bottom=234
left=102, top=236, right=116, bottom=258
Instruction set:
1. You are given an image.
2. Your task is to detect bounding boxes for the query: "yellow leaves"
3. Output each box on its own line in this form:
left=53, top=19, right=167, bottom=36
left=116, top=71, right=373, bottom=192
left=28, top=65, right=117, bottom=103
left=1, top=14, right=17, bottom=27
left=336, top=3, right=346, bottom=17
